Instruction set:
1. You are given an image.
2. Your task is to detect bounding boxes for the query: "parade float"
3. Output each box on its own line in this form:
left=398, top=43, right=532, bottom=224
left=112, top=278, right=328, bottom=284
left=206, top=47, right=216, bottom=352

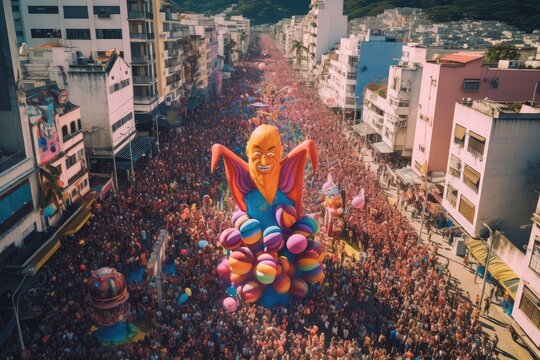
left=212, top=124, right=325, bottom=308
left=87, top=267, right=136, bottom=344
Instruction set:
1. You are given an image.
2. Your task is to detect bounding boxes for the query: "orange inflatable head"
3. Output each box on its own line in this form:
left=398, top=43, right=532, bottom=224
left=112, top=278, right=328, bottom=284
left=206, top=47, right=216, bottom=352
left=246, top=125, right=283, bottom=205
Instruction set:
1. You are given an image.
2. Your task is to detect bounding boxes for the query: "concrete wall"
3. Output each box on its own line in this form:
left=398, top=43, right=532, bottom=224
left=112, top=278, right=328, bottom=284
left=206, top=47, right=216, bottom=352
left=479, top=116, right=540, bottom=247
left=315, top=0, right=347, bottom=62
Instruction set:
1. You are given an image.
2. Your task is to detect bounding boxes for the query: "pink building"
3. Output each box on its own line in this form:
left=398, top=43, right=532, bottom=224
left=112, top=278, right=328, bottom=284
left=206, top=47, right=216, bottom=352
left=411, top=53, right=540, bottom=178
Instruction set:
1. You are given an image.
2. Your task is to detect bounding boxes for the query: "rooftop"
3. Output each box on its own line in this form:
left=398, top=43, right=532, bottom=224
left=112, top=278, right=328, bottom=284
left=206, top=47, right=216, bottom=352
left=463, top=99, right=540, bottom=118
left=439, top=52, right=484, bottom=64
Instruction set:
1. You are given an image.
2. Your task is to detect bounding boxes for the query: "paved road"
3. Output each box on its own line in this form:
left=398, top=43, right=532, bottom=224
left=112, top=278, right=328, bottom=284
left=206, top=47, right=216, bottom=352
left=338, top=127, right=539, bottom=360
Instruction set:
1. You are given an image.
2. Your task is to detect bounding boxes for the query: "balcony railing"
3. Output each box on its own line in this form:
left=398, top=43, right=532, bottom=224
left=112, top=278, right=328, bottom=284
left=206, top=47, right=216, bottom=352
left=131, top=55, right=151, bottom=64
left=0, top=150, right=26, bottom=174
left=133, top=95, right=159, bottom=104
left=130, top=32, right=155, bottom=41
left=128, top=11, right=153, bottom=20
left=133, top=75, right=154, bottom=84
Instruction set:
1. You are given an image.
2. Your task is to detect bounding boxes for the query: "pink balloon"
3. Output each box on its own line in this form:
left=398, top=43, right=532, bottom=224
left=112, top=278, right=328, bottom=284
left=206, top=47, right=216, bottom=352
left=352, top=195, right=365, bottom=209
left=223, top=297, right=238, bottom=312
left=336, top=208, right=344, bottom=215
left=258, top=62, right=266, bottom=70
left=287, top=234, right=307, bottom=254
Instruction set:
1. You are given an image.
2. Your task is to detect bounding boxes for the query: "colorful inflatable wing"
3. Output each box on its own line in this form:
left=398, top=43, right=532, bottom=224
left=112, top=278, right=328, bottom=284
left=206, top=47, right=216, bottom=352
left=279, top=140, right=318, bottom=216
left=211, top=144, right=255, bottom=212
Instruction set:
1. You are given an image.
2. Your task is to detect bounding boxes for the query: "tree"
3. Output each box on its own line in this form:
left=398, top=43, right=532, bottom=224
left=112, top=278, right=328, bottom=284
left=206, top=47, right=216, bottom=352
left=290, top=40, right=307, bottom=70
left=484, top=44, right=519, bottom=63
left=38, top=164, right=65, bottom=211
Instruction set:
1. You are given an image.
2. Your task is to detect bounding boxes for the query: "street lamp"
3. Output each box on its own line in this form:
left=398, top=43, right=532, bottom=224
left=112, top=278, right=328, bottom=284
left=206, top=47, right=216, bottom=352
left=479, top=223, right=494, bottom=312
left=417, top=178, right=428, bottom=245
left=119, top=126, right=136, bottom=183
left=13, top=267, right=36, bottom=352
left=153, top=113, right=160, bottom=153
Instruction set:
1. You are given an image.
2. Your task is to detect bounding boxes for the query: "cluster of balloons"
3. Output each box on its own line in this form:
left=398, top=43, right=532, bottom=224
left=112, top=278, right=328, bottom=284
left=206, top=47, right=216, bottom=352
left=352, top=189, right=366, bottom=209
left=321, top=174, right=343, bottom=217
left=217, top=207, right=325, bottom=310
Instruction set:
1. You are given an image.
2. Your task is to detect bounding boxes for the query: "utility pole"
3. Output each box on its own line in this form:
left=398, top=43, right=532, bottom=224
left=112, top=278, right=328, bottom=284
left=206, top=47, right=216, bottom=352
left=479, top=223, right=494, bottom=313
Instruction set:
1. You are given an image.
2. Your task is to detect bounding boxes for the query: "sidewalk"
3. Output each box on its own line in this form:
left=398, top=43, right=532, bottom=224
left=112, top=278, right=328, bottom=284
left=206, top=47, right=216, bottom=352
left=340, top=126, right=539, bottom=360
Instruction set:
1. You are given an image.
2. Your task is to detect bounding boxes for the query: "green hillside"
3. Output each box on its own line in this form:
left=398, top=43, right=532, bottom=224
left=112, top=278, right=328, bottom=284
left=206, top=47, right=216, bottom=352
left=174, top=0, right=540, bottom=33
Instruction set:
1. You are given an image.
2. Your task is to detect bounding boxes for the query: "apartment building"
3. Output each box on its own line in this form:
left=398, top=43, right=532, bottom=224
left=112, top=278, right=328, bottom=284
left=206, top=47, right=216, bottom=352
left=18, top=0, right=131, bottom=62
left=513, top=196, right=540, bottom=347
left=22, top=46, right=152, bottom=189
left=361, top=44, right=425, bottom=156
left=411, top=53, right=540, bottom=179
left=303, top=0, right=347, bottom=74
left=0, top=2, right=42, bottom=268
left=442, top=100, right=540, bottom=247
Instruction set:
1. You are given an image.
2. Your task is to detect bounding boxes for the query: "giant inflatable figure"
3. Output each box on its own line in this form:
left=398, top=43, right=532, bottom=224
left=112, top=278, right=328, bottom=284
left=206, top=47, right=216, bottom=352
left=212, top=125, right=325, bottom=307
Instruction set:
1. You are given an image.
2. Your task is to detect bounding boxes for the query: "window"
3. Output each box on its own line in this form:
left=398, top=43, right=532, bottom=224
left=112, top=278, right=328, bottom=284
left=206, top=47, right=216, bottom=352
left=93, top=6, right=120, bottom=15
left=63, top=6, right=88, bottom=19
left=463, top=165, right=480, bottom=193
left=418, top=145, right=425, bottom=153
left=66, top=153, right=77, bottom=169
left=112, top=112, right=134, bottom=132
left=468, top=131, right=486, bottom=159
left=449, top=155, right=462, bottom=178
left=519, top=286, right=540, bottom=329
left=348, top=56, right=358, bottom=67
left=414, top=161, right=422, bottom=172
left=398, top=100, right=409, bottom=107
left=77, top=119, right=82, bottom=131
left=490, top=78, right=499, bottom=89
left=62, top=125, right=68, bottom=139
left=530, top=239, right=540, bottom=275
left=96, top=29, right=122, bottom=39
left=458, top=195, right=475, bottom=223
left=66, top=29, right=91, bottom=40
left=70, top=121, right=76, bottom=133
left=28, top=6, right=58, bottom=14
left=463, top=79, right=480, bottom=92
left=446, top=184, right=458, bottom=207
left=109, top=79, right=130, bottom=94
left=454, top=124, right=466, bottom=147
left=31, top=29, right=58, bottom=39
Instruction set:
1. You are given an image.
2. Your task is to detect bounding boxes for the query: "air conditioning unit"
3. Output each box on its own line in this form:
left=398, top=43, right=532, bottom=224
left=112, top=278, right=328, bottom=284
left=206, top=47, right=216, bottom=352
left=97, top=13, right=111, bottom=19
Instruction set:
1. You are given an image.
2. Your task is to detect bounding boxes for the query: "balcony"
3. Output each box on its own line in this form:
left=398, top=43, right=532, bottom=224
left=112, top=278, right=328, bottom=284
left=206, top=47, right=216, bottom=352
left=133, top=95, right=159, bottom=105
left=131, top=55, right=152, bottom=64
left=128, top=11, right=153, bottom=20
left=0, top=149, right=26, bottom=174
left=130, top=32, right=155, bottom=42
left=133, top=75, right=155, bottom=85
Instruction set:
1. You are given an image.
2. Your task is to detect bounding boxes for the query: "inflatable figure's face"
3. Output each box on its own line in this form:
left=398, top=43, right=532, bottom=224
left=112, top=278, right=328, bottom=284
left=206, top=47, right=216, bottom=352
left=246, top=125, right=282, bottom=204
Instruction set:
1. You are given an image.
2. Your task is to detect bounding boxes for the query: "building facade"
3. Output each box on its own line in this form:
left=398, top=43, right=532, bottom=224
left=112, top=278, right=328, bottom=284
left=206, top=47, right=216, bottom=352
left=513, top=196, right=540, bottom=348
left=411, top=53, right=540, bottom=179
left=18, top=0, right=131, bottom=62
left=361, top=44, right=430, bottom=157
left=442, top=100, right=540, bottom=247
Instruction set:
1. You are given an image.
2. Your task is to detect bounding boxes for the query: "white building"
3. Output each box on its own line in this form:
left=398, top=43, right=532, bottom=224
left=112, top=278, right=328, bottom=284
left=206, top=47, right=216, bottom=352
left=22, top=45, right=152, bottom=189
left=303, top=0, right=347, bottom=75
left=361, top=44, right=433, bottom=157
left=25, top=84, right=90, bottom=224
left=442, top=100, right=540, bottom=247
left=318, top=34, right=361, bottom=118
left=513, top=196, right=540, bottom=348
left=18, top=0, right=131, bottom=62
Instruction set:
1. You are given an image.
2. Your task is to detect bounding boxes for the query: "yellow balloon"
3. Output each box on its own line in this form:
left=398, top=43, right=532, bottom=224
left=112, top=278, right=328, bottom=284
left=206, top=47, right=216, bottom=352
left=185, top=288, right=192, bottom=297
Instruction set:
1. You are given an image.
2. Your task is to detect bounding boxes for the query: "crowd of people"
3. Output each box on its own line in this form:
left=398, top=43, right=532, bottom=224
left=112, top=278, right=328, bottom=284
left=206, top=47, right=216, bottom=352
left=1, top=35, right=500, bottom=360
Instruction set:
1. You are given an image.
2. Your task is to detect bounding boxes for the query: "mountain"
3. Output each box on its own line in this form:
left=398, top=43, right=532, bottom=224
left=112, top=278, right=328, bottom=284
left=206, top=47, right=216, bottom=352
left=174, top=0, right=540, bottom=33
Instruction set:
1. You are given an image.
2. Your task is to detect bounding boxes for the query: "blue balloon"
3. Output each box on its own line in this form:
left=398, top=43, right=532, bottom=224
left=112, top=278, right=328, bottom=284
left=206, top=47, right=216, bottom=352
left=258, top=287, right=278, bottom=308
left=198, top=240, right=208, bottom=249
left=226, top=286, right=237, bottom=297
left=248, top=97, right=254, bottom=103
left=178, top=293, right=189, bottom=305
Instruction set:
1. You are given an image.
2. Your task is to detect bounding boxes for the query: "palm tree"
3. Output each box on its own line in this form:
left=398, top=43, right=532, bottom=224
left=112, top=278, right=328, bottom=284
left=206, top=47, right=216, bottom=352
left=38, top=164, right=65, bottom=212
left=290, top=40, right=307, bottom=70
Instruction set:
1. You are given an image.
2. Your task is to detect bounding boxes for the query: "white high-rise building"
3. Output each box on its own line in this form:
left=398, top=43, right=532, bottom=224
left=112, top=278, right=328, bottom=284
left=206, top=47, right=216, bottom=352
left=18, top=0, right=131, bottom=63
left=303, top=0, right=347, bottom=74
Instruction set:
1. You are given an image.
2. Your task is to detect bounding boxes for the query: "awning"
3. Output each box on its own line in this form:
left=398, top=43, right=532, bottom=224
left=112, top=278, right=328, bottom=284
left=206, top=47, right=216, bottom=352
left=464, top=238, right=520, bottom=299
left=464, top=166, right=480, bottom=184
left=33, top=238, right=60, bottom=271
left=454, top=124, right=466, bottom=140
left=396, top=166, right=423, bottom=185
left=469, top=131, right=485, bottom=143
left=372, top=141, right=394, bottom=154
left=353, top=122, right=377, bottom=136
left=115, top=137, right=155, bottom=162
left=60, top=207, right=92, bottom=236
